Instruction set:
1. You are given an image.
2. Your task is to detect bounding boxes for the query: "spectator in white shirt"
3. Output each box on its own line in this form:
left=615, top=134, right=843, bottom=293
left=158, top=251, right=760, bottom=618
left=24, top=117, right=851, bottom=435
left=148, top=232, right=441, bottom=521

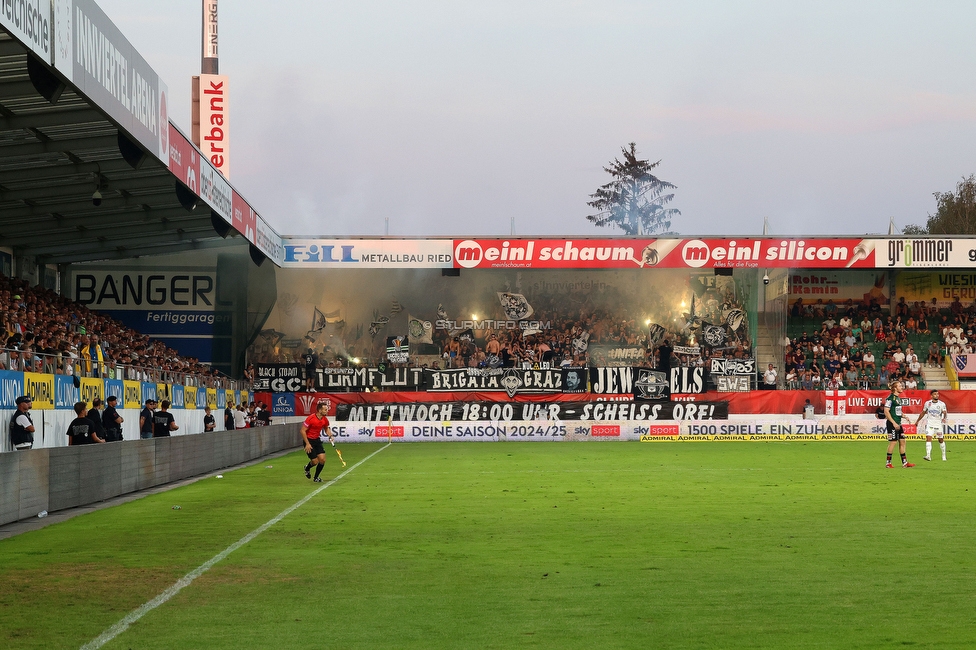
left=909, top=358, right=922, bottom=376
left=863, top=350, right=876, bottom=371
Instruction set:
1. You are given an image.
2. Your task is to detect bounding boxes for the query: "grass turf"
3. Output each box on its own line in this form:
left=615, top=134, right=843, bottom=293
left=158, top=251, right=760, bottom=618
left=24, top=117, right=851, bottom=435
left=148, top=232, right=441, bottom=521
left=1, top=441, right=975, bottom=649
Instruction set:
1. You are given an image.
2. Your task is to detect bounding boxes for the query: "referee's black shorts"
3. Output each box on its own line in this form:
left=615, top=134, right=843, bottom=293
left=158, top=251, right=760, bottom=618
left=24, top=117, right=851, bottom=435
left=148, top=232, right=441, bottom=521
left=306, top=438, right=326, bottom=459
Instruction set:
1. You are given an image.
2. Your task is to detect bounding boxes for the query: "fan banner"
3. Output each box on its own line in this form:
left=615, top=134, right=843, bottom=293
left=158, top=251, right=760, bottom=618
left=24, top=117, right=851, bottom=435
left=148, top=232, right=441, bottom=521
left=334, top=400, right=729, bottom=422
left=424, top=368, right=564, bottom=396
left=587, top=345, right=647, bottom=367
left=386, top=336, right=409, bottom=364
left=589, top=367, right=634, bottom=394
left=254, top=364, right=304, bottom=392
left=716, top=376, right=751, bottom=392
left=710, top=358, right=756, bottom=375
left=670, top=367, right=707, bottom=394
left=561, top=367, right=589, bottom=393
left=634, top=368, right=670, bottom=401
left=314, top=367, right=425, bottom=391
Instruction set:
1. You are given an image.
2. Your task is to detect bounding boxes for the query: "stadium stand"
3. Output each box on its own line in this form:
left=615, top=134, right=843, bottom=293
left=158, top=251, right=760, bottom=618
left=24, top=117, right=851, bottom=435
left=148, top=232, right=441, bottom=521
left=250, top=284, right=754, bottom=371
left=0, top=274, right=229, bottom=387
left=786, top=296, right=955, bottom=390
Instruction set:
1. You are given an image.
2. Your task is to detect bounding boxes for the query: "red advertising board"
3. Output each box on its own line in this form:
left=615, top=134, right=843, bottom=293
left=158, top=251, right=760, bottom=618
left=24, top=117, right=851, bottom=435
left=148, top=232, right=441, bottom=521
left=646, top=425, right=681, bottom=436
left=231, top=192, right=257, bottom=242
left=453, top=238, right=876, bottom=270
left=167, top=120, right=274, bottom=259
left=168, top=122, right=199, bottom=194
left=591, top=424, right=621, bottom=437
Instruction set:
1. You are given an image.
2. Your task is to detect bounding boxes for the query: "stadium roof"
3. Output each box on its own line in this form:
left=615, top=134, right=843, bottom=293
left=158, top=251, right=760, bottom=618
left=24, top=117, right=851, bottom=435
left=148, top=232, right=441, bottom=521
left=0, top=7, right=282, bottom=267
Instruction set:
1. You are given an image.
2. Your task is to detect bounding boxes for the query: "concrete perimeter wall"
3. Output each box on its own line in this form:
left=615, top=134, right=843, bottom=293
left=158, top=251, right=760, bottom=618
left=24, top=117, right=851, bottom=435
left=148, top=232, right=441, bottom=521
left=0, top=423, right=301, bottom=526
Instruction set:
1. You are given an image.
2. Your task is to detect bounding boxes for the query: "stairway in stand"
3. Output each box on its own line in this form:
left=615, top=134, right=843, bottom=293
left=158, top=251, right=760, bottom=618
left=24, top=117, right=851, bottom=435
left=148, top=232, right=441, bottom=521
left=921, top=364, right=951, bottom=391
left=756, top=315, right=780, bottom=388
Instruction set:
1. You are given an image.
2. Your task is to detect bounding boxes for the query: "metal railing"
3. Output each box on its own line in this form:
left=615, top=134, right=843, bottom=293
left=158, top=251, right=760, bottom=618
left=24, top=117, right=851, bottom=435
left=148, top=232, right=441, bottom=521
left=0, top=347, right=242, bottom=390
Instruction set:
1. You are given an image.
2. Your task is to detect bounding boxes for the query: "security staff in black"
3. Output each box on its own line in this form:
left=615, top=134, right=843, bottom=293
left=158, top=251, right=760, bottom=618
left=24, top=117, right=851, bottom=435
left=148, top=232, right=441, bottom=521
left=102, top=395, right=124, bottom=442
left=9, top=395, right=35, bottom=450
left=88, top=398, right=108, bottom=443
left=153, top=400, right=179, bottom=437
left=67, top=402, right=104, bottom=445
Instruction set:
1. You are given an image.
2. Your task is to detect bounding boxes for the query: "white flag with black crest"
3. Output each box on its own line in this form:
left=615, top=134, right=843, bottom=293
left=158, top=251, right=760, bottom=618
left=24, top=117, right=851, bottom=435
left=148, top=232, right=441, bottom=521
left=724, top=308, right=745, bottom=331
left=701, top=323, right=729, bottom=347
left=647, top=324, right=668, bottom=346
left=407, top=314, right=433, bottom=344
left=497, top=292, right=533, bottom=320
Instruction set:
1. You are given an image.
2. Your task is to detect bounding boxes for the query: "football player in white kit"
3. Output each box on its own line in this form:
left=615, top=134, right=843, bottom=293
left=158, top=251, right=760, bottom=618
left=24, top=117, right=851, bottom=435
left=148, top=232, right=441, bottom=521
left=914, top=389, right=948, bottom=461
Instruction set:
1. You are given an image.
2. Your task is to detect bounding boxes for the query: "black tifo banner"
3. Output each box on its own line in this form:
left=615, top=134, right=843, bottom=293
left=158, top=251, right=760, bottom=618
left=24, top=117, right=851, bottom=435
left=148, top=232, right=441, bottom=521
left=300, top=366, right=713, bottom=395
left=336, top=401, right=728, bottom=422
left=254, top=364, right=305, bottom=391
left=591, top=367, right=708, bottom=396
left=313, top=367, right=569, bottom=394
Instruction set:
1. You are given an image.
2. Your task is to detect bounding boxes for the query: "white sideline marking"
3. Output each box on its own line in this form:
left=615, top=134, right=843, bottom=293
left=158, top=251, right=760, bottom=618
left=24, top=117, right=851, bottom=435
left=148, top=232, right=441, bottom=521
left=81, top=443, right=391, bottom=650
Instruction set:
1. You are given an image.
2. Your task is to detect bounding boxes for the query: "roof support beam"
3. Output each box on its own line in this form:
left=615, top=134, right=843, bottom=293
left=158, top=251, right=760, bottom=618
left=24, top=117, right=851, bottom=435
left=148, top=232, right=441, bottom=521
left=23, top=225, right=221, bottom=256
left=0, top=174, right=175, bottom=201
left=3, top=211, right=204, bottom=246
left=0, top=134, right=119, bottom=158
left=0, top=157, right=140, bottom=183
left=0, top=108, right=107, bottom=131
left=0, top=186, right=178, bottom=219
left=38, top=238, right=248, bottom=265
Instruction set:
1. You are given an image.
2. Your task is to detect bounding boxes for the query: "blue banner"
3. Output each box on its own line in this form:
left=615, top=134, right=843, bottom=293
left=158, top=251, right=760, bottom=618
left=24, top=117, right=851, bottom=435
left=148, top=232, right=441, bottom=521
left=171, top=384, right=185, bottom=409
left=141, top=382, right=157, bottom=404
left=0, top=370, right=24, bottom=409
left=104, top=379, right=124, bottom=402
left=55, top=375, right=79, bottom=409
left=272, top=392, right=295, bottom=416
left=217, top=389, right=226, bottom=409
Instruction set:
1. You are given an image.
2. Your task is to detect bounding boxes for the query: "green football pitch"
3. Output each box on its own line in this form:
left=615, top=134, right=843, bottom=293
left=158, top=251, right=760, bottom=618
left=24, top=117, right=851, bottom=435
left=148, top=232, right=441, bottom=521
left=2, top=441, right=975, bottom=649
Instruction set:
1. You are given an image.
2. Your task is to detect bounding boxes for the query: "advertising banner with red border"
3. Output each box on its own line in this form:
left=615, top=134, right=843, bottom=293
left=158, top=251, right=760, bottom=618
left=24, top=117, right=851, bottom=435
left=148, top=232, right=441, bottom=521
left=452, top=238, right=877, bottom=270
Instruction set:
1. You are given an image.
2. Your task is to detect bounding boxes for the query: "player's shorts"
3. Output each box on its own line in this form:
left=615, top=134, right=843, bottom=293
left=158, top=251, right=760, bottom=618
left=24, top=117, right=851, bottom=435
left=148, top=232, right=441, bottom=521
left=306, top=438, right=326, bottom=459
left=886, top=422, right=906, bottom=441
left=924, top=424, right=944, bottom=438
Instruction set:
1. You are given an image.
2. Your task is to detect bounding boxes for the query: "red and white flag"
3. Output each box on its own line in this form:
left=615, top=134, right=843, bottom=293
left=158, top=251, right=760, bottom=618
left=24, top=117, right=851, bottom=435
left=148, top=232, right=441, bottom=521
left=825, top=390, right=847, bottom=416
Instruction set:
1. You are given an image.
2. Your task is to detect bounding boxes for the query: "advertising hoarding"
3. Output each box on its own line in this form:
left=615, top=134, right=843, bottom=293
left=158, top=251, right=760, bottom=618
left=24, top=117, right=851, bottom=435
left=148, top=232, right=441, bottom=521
left=52, top=0, right=167, bottom=160
left=283, top=239, right=454, bottom=268
left=71, top=267, right=219, bottom=362
left=193, top=73, right=229, bottom=177
left=453, top=238, right=877, bottom=270
left=1, top=0, right=52, bottom=62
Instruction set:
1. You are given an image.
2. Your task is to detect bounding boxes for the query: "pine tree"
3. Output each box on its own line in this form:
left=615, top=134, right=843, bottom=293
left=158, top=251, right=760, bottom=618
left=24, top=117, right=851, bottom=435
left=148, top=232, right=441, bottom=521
left=586, top=143, right=680, bottom=235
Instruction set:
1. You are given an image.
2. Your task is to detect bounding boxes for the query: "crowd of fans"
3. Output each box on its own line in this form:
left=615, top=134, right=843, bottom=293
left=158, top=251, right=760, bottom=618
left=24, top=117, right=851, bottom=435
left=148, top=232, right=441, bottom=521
left=251, top=280, right=754, bottom=371
left=785, top=296, right=948, bottom=390
left=0, top=275, right=225, bottom=385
